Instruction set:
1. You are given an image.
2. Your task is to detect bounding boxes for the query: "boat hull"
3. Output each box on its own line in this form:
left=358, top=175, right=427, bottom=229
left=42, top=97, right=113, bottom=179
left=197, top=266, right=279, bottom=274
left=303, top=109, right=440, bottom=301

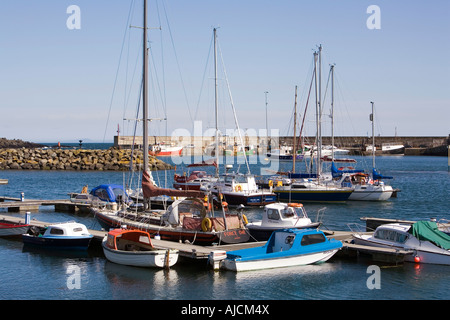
left=213, top=191, right=277, bottom=206
left=95, top=210, right=250, bottom=245
left=247, top=222, right=321, bottom=242
left=102, top=241, right=179, bottom=268
left=348, top=185, right=393, bottom=201
left=22, top=234, right=93, bottom=250
left=221, top=248, right=340, bottom=271
left=275, top=189, right=352, bottom=203
left=353, top=235, right=450, bottom=265
left=149, top=147, right=183, bottom=157
left=0, top=223, right=30, bottom=237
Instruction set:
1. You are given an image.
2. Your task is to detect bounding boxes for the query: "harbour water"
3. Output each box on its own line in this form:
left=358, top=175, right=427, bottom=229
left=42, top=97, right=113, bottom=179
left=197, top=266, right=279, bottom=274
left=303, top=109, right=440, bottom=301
left=0, top=152, right=448, bottom=302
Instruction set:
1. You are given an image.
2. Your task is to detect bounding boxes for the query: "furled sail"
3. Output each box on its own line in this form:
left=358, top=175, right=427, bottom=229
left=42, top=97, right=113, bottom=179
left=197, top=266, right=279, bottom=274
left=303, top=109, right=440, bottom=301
left=142, top=170, right=205, bottom=198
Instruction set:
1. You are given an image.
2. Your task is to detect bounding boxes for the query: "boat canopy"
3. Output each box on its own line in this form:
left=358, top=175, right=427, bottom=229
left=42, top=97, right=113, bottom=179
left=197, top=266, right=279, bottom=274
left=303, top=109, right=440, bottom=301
left=90, top=184, right=128, bottom=202
left=372, top=168, right=393, bottom=180
left=409, top=221, right=450, bottom=250
left=331, top=162, right=363, bottom=178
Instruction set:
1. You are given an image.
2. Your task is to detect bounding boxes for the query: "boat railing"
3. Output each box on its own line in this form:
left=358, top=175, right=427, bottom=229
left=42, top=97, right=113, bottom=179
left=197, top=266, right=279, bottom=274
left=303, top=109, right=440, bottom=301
left=437, top=218, right=450, bottom=234
left=315, top=207, right=326, bottom=224
left=347, top=223, right=374, bottom=234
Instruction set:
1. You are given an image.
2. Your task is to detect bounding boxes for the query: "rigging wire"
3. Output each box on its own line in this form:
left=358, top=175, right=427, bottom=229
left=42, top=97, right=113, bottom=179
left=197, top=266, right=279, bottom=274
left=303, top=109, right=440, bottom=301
left=217, top=38, right=251, bottom=174
left=103, top=0, right=136, bottom=143
left=160, top=0, right=194, bottom=124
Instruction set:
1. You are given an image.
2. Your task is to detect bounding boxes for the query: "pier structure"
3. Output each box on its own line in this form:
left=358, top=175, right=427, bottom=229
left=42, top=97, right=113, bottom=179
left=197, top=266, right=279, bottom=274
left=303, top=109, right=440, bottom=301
left=114, top=135, right=449, bottom=156
left=0, top=205, right=421, bottom=265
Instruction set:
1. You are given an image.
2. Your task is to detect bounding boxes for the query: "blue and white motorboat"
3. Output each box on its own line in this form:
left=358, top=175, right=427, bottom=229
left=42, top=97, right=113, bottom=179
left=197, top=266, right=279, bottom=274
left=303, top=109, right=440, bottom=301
left=209, top=228, right=342, bottom=271
left=22, top=222, right=94, bottom=250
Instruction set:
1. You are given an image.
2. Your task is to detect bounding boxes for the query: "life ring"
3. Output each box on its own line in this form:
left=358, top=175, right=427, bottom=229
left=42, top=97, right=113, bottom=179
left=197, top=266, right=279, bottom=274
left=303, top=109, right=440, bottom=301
left=203, top=202, right=212, bottom=211
left=201, top=218, right=212, bottom=232
left=268, top=180, right=273, bottom=187
left=288, top=203, right=303, bottom=207
left=277, top=181, right=283, bottom=187
left=235, top=185, right=242, bottom=192
left=242, top=214, right=248, bottom=225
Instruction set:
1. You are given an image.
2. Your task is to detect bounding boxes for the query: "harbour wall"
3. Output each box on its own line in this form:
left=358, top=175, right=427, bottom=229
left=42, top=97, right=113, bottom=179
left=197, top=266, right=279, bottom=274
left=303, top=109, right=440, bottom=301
left=0, top=148, right=173, bottom=171
left=115, top=135, right=449, bottom=156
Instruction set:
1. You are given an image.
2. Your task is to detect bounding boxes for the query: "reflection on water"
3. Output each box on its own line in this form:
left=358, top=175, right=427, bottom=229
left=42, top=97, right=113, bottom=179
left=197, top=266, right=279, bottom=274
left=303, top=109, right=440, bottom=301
left=0, top=156, right=449, bottom=300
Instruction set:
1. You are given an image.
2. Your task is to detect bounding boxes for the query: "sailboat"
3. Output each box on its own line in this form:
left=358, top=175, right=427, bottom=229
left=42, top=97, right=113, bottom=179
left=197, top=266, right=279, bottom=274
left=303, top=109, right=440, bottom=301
left=203, top=28, right=276, bottom=207
left=94, top=1, right=250, bottom=245
left=343, top=101, right=394, bottom=201
left=273, top=46, right=353, bottom=203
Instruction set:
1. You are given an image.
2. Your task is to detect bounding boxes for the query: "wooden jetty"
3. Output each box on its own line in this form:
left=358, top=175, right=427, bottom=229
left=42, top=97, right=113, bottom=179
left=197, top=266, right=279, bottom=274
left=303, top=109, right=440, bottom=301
left=0, top=212, right=416, bottom=265
left=0, top=196, right=95, bottom=212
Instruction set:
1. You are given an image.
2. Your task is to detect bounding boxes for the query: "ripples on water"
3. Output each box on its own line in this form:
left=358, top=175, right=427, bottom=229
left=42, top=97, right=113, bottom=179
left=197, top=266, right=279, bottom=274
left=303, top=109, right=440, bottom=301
left=0, top=155, right=449, bottom=300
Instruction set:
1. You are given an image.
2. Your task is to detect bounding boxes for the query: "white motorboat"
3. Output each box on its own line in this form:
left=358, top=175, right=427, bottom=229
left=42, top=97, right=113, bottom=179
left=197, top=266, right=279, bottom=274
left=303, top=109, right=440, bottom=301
left=335, top=172, right=393, bottom=201
left=352, top=221, right=450, bottom=265
left=22, top=222, right=93, bottom=250
left=102, top=228, right=179, bottom=268
left=246, top=203, right=321, bottom=241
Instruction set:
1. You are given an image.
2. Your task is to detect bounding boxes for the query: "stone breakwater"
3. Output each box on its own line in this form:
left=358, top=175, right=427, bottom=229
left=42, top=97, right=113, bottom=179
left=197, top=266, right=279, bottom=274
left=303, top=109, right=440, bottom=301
left=0, top=148, right=173, bottom=171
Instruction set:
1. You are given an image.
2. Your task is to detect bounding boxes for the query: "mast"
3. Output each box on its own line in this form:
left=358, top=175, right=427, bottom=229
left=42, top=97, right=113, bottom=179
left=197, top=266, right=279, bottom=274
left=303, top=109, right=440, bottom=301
left=370, top=101, right=375, bottom=168
left=265, top=91, right=269, bottom=150
left=313, top=50, right=321, bottom=178
left=143, top=0, right=149, bottom=173
left=331, top=64, right=335, bottom=163
left=292, top=85, right=298, bottom=173
left=214, top=28, right=219, bottom=177
left=317, top=44, right=322, bottom=177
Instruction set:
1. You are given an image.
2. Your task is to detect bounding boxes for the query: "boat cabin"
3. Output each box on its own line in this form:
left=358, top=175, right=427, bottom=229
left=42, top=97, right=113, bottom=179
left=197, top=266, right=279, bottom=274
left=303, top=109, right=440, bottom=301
left=216, top=173, right=259, bottom=193
left=43, top=222, right=92, bottom=238
left=262, top=203, right=310, bottom=226
left=105, top=229, right=154, bottom=251
left=373, top=224, right=410, bottom=244
left=266, top=229, right=328, bottom=253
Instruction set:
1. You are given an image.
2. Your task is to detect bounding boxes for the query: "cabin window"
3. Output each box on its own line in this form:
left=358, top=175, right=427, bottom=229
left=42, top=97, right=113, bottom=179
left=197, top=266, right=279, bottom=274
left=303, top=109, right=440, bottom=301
left=374, top=230, right=408, bottom=243
left=112, top=188, right=126, bottom=200
left=93, top=189, right=109, bottom=201
left=73, top=227, right=83, bottom=233
left=139, top=235, right=150, bottom=244
left=301, top=233, right=326, bottom=245
left=267, top=209, right=280, bottom=220
left=49, top=228, right=64, bottom=235
left=282, top=207, right=295, bottom=218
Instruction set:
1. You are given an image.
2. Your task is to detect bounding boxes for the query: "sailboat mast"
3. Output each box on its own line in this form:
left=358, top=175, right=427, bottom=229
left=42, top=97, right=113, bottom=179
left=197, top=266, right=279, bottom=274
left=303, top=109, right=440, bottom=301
left=370, top=101, right=375, bottom=168
left=292, top=85, right=298, bottom=173
left=331, top=64, right=335, bottom=162
left=318, top=44, right=322, bottom=175
left=214, top=28, right=219, bottom=177
left=313, top=50, right=321, bottom=178
left=143, top=0, right=149, bottom=173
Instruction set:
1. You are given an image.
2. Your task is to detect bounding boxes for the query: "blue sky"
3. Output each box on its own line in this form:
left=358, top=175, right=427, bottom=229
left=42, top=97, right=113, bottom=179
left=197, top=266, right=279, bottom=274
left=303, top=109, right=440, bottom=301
left=0, top=0, right=448, bottom=143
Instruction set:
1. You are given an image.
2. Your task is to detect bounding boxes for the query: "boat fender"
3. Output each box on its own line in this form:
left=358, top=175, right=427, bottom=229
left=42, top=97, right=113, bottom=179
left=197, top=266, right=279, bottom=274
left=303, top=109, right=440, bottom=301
left=201, top=218, right=212, bottom=232
left=242, top=214, right=248, bottom=225
left=277, top=181, right=283, bottom=187
left=268, top=180, right=273, bottom=187
left=235, top=185, right=242, bottom=192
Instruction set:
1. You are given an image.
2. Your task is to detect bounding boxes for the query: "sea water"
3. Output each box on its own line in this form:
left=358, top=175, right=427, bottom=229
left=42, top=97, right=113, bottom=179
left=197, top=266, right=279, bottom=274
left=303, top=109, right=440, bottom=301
left=0, top=154, right=448, bottom=301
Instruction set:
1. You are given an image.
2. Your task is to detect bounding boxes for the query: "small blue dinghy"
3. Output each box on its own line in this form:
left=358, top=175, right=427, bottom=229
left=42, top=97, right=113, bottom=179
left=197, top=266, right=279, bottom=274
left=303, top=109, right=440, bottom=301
left=210, top=228, right=342, bottom=271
